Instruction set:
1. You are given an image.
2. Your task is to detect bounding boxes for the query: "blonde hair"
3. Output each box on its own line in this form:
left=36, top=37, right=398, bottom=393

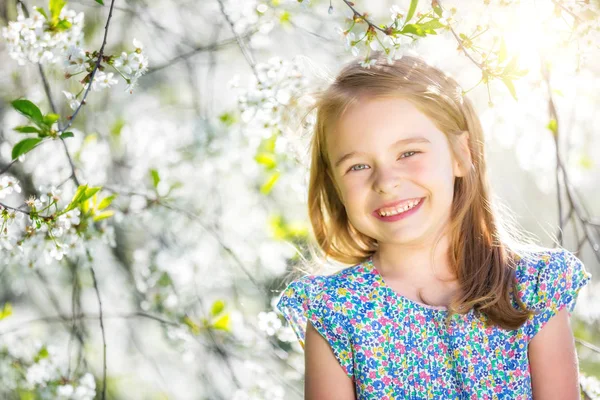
left=303, top=51, right=545, bottom=330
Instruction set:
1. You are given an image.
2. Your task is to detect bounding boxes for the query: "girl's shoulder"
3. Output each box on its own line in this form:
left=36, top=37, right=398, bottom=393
left=274, top=263, right=365, bottom=379
left=276, top=261, right=367, bottom=312
left=512, top=246, right=592, bottom=340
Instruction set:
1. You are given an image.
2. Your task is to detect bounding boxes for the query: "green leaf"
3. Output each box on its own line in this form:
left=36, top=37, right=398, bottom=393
left=210, top=300, right=225, bottom=316
left=110, top=118, right=125, bottom=137
left=258, top=134, right=277, bottom=153
left=157, top=272, right=172, bottom=287
left=167, top=181, right=184, bottom=196
left=60, top=131, right=74, bottom=139
left=268, top=214, right=309, bottom=241
left=401, top=24, right=427, bottom=37
left=218, top=112, right=237, bottom=126
left=55, top=19, right=72, bottom=31
left=98, top=194, right=116, bottom=210
left=0, top=303, right=12, bottom=320
left=49, top=0, right=66, bottom=22
left=501, top=77, right=517, bottom=100
left=547, top=118, right=558, bottom=136
left=43, top=113, right=60, bottom=125
left=498, top=37, right=507, bottom=64
left=260, top=170, right=280, bottom=194
left=254, top=152, right=277, bottom=169
left=12, top=138, right=42, bottom=160
left=579, top=154, right=593, bottom=169
left=268, top=215, right=287, bottom=240
left=183, top=316, right=201, bottom=335
left=512, top=68, right=529, bottom=78
left=82, top=187, right=101, bottom=203
left=419, top=19, right=445, bottom=30
left=64, top=185, right=102, bottom=212
left=92, top=210, right=115, bottom=221
left=432, top=2, right=443, bottom=17
left=279, top=10, right=291, bottom=24
left=69, top=185, right=87, bottom=206
left=17, top=389, right=36, bottom=400
left=11, top=99, right=44, bottom=127
left=503, top=56, right=519, bottom=76
left=34, top=6, right=49, bottom=20
left=13, top=126, right=41, bottom=134
left=150, top=169, right=160, bottom=188
left=33, top=346, right=48, bottom=362
left=212, top=313, right=230, bottom=331
left=406, top=0, right=419, bottom=22
left=95, top=0, right=104, bottom=4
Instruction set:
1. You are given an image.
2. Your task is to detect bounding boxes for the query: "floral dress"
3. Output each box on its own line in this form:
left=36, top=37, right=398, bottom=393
left=276, top=247, right=592, bottom=399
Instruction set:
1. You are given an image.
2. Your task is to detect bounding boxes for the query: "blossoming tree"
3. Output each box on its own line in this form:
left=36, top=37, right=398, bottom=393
left=0, top=0, right=599, bottom=398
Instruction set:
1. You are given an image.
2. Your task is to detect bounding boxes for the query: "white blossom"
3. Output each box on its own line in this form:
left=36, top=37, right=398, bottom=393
left=390, top=5, right=406, bottom=23
left=1, top=7, right=84, bottom=66
left=57, top=384, right=74, bottom=398
left=45, top=242, right=67, bottom=263
left=90, top=71, right=118, bottom=91
left=64, top=45, right=89, bottom=75
left=257, top=311, right=282, bottom=336
left=113, top=39, right=149, bottom=92
left=0, top=176, right=22, bottom=199
left=132, top=37, right=144, bottom=50
left=72, top=373, right=96, bottom=400
left=62, top=90, right=81, bottom=110
left=25, top=358, right=57, bottom=388
left=276, top=325, right=297, bottom=343
left=359, top=58, right=377, bottom=69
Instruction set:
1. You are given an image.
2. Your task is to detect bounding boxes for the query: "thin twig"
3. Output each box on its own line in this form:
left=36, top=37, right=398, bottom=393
left=61, top=0, right=117, bottom=133
left=146, top=31, right=257, bottom=75
left=38, top=64, right=58, bottom=115
left=543, top=65, right=600, bottom=260
left=216, top=0, right=262, bottom=84
left=86, top=249, right=107, bottom=400
left=0, top=311, right=180, bottom=336
left=157, top=200, right=264, bottom=290
left=575, top=337, right=600, bottom=354
left=542, top=62, right=564, bottom=246
left=551, top=0, right=584, bottom=23
left=341, top=0, right=388, bottom=35
left=0, top=159, right=19, bottom=176
left=59, top=138, right=81, bottom=186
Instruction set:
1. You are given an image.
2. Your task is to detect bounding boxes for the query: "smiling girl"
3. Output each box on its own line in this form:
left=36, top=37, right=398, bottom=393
left=276, top=52, right=592, bottom=399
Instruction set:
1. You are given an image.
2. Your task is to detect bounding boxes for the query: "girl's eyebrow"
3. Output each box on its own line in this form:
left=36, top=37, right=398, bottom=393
left=333, top=136, right=431, bottom=168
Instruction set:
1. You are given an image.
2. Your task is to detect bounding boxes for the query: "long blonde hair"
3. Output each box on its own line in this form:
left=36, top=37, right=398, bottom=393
left=304, top=51, right=543, bottom=330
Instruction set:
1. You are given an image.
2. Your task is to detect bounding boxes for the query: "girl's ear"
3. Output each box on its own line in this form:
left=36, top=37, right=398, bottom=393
left=452, top=131, right=472, bottom=178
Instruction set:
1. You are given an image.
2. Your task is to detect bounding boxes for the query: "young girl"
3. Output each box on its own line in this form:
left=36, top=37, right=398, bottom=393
left=276, top=52, right=592, bottom=399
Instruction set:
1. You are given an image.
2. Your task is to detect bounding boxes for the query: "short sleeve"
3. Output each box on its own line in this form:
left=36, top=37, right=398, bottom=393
left=516, top=249, right=592, bottom=341
left=275, top=275, right=354, bottom=379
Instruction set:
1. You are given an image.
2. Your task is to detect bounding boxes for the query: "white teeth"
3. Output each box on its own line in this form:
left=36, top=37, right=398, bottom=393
left=378, top=198, right=421, bottom=217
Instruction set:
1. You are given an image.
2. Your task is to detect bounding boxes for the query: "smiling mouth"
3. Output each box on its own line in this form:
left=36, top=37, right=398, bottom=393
left=375, top=197, right=424, bottom=217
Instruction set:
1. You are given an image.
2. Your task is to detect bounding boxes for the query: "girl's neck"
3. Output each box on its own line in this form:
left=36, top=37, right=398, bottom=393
left=373, top=233, right=458, bottom=287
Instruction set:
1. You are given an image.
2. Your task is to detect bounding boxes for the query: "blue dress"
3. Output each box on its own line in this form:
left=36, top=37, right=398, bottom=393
left=276, top=247, right=592, bottom=399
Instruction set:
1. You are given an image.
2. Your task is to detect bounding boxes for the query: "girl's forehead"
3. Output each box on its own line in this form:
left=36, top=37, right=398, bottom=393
left=330, top=98, right=443, bottom=147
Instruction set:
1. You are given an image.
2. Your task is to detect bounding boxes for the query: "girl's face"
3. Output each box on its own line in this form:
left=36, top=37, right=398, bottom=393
left=327, top=96, right=469, bottom=247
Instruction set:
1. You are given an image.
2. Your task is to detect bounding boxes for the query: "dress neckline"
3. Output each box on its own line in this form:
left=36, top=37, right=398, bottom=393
left=363, top=255, right=448, bottom=312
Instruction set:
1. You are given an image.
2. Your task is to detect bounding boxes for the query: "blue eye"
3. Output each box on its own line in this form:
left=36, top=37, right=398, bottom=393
left=347, top=151, right=421, bottom=173
left=400, top=151, right=420, bottom=159
left=349, top=164, right=368, bottom=172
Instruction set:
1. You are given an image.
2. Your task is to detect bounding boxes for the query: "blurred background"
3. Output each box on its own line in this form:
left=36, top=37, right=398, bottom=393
left=0, top=0, right=599, bottom=398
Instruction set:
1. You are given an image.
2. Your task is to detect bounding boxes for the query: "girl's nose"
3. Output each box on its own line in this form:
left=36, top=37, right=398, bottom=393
left=373, top=167, right=400, bottom=194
